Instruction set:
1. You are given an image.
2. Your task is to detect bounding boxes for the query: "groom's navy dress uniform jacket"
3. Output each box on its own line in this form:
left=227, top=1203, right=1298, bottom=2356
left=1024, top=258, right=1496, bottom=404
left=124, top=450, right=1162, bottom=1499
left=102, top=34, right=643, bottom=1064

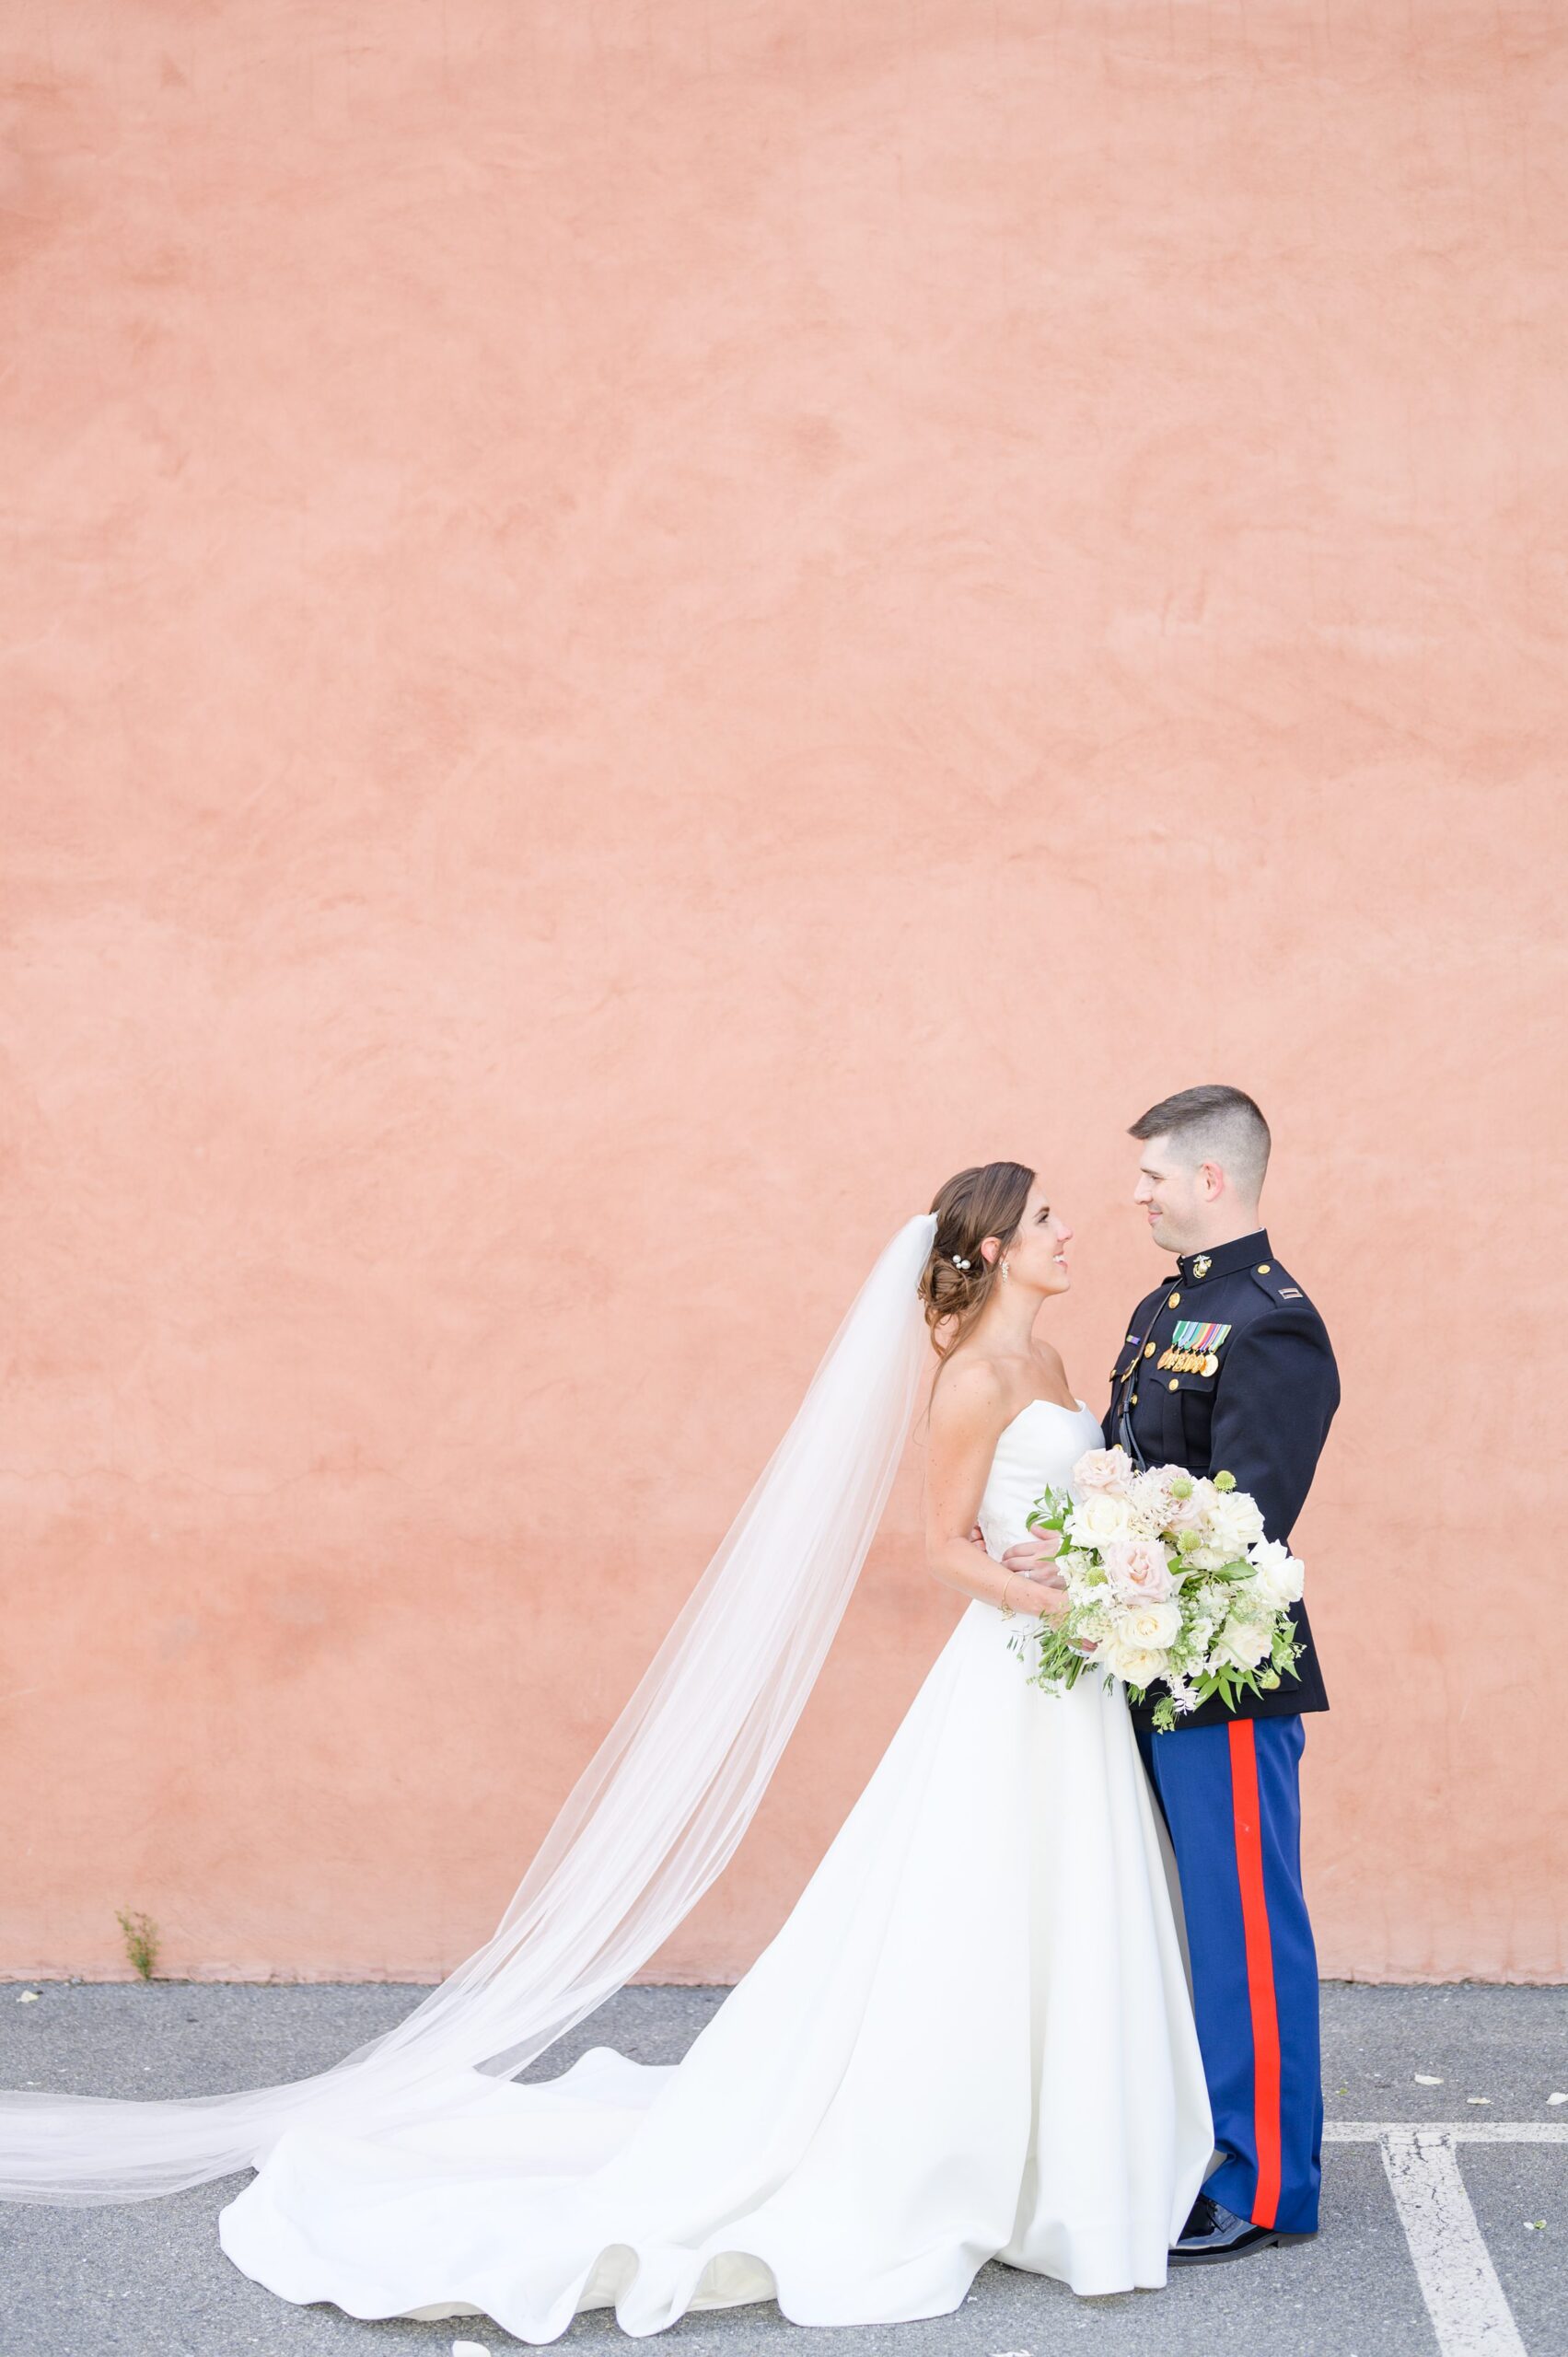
left=1102, top=1227, right=1339, bottom=1732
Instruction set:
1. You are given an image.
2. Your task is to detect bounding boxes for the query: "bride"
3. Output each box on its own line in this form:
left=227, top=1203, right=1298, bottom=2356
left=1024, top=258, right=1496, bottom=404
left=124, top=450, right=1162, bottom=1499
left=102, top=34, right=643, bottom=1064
left=0, top=1160, right=1212, bottom=2337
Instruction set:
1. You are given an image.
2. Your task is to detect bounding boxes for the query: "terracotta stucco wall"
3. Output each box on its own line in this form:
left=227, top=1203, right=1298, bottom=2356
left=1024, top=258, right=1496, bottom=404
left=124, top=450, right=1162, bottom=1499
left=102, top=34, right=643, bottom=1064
left=2, top=1, right=1562, bottom=1983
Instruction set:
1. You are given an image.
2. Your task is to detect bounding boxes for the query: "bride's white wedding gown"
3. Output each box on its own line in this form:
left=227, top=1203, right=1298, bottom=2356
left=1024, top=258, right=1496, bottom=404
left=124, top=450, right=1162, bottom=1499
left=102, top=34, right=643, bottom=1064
left=218, top=1399, right=1213, bottom=2337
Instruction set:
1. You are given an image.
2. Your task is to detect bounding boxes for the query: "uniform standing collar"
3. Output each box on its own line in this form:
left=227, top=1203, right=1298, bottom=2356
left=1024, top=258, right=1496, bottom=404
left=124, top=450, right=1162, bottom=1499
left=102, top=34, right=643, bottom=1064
left=1175, top=1229, right=1272, bottom=1286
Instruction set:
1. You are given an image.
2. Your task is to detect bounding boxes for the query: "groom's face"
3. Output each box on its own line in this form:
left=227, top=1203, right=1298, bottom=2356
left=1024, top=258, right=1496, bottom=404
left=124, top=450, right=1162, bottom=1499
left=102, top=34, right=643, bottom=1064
left=1132, top=1134, right=1210, bottom=1255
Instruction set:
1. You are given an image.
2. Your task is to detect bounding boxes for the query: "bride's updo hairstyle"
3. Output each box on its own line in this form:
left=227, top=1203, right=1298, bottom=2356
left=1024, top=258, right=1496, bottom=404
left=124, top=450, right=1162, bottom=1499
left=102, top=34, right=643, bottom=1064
left=919, top=1160, right=1034, bottom=1363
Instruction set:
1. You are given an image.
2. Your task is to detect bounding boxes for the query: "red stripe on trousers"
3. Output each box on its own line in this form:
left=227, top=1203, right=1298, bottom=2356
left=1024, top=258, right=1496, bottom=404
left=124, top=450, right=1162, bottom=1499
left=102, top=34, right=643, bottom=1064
left=1228, top=1719, right=1282, bottom=2228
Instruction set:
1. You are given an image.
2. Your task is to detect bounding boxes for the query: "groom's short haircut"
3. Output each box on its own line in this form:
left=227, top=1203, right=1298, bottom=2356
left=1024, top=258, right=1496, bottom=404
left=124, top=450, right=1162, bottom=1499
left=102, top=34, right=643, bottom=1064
left=1129, top=1085, right=1271, bottom=1200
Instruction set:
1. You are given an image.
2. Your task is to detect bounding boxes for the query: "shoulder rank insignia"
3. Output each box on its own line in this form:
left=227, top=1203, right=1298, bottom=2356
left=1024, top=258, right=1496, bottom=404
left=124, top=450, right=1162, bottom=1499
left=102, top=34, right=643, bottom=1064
left=1156, top=1319, right=1231, bottom=1376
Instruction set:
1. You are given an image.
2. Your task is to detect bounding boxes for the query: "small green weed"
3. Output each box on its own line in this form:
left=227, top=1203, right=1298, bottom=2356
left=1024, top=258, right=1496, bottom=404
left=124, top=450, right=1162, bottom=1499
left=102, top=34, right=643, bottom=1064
left=115, top=1909, right=160, bottom=1980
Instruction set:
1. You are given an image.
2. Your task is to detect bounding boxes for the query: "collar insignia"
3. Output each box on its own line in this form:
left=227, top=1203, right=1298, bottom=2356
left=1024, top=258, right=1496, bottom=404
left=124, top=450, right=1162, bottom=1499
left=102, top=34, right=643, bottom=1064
left=1192, top=1254, right=1213, bottom=1279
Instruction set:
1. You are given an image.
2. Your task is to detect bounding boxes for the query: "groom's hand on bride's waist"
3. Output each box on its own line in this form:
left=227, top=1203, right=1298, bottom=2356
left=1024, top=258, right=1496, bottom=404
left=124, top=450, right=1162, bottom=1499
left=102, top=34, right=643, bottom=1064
left=1000, top=1536, right=1063, bottom=1579
left=998, top=1538, right=1071, bottom=1624
left=964, top=1530, right=1071, bottom=1623
left=963, top=1527, right=1063, bottom=1582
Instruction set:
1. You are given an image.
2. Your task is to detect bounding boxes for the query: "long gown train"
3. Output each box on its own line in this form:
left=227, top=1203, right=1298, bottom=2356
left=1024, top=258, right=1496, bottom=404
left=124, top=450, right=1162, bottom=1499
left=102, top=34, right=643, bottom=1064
left=217, top=1399, right=1213, bottom=2337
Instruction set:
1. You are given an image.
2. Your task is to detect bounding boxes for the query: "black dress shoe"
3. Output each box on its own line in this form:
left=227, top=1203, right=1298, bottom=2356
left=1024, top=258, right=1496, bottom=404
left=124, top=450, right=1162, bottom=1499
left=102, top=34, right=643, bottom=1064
left=1168, top=2192, right=1316, bottom=2265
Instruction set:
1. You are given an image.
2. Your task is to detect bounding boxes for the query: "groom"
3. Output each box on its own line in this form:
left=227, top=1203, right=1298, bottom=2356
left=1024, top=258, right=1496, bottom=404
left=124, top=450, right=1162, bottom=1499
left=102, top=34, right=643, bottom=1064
left=1007, top=1084, right=1339, bottom=2262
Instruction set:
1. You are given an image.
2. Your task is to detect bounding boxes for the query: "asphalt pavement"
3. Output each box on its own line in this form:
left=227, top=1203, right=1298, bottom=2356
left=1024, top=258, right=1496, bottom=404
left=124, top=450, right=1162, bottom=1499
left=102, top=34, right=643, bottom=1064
left=0, top=1982, right=1563, bottom=2357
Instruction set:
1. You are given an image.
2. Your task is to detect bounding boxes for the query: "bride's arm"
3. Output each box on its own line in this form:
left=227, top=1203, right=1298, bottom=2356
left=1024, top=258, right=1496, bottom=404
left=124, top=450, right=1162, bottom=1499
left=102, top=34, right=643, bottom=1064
left=923, top=1364, right=1066, bottom=1620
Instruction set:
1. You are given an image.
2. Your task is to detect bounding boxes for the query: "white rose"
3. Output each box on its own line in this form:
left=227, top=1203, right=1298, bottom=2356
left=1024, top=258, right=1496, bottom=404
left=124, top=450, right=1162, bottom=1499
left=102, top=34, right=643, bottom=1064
left=1121, top=1598, right=1182, bottom=1651
left=1102, top=1637, right=1168, bottom=1689
left=1067, top=1491, right=1134, bottom=1549
left=1209, top=1614, right=1272, bottom=1672
left=1203, top=1488, right=1266, bottom=1559
left=1248, top=1538, right=1305, bottom=1608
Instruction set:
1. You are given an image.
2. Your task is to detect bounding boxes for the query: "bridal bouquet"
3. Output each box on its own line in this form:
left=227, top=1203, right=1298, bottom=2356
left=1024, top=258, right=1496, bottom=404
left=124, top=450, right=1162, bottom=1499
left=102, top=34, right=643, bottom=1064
left=1012, top=1446, right=1304, bottom=1732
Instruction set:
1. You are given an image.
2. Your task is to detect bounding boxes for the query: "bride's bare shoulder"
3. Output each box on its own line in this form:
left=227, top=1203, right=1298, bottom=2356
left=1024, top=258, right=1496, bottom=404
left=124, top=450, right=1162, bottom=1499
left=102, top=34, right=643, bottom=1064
left=928, top=1350, right=1010, bottom=1436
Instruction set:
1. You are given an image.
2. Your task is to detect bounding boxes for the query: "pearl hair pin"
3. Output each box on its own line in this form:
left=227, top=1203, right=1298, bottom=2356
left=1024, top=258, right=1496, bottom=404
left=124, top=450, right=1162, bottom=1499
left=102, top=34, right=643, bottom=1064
left=950, top=1254, right=971, bottom=1271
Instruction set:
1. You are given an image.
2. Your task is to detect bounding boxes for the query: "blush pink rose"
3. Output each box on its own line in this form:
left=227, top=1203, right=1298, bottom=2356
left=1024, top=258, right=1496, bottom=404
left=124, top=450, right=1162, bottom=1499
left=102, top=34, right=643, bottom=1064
left=1072, top=1445, right=1134, bottom=1496
left=1158, top=1476, right=1217, bottom=1534
left=1101, top=1536, right=1177, bottom=1603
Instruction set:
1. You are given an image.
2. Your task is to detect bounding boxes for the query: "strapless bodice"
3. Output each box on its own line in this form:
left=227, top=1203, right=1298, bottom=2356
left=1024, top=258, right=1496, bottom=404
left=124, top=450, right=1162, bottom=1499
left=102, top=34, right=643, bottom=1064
left=976, top=1399, right=1104, bottom=1557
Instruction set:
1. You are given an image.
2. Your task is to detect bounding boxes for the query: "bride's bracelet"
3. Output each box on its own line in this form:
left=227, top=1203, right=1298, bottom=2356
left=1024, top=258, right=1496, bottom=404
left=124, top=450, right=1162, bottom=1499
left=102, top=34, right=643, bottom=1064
left=999, top=1572, right=1016, bottom=1620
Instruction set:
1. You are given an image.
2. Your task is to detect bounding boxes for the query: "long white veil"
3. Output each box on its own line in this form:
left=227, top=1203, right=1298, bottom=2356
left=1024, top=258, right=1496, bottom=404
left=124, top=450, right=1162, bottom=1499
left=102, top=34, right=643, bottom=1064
left=0, top=1213, right=938, bottom=2205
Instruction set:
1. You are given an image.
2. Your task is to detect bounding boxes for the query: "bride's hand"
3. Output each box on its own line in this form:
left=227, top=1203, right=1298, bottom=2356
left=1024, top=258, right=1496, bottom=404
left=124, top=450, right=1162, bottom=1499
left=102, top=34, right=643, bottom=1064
left=1000, top=1567, right=1070, bottom=1623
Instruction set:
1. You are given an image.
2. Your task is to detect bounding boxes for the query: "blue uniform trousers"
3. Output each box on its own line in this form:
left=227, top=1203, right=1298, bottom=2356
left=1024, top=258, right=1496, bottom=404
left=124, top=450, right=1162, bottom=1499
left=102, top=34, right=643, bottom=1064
left=1136, top=1713, right=1322, bottom=2235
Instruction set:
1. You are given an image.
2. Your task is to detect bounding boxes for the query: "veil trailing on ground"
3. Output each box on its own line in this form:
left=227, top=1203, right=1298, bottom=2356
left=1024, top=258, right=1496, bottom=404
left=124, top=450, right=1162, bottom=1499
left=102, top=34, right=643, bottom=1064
left=0, top=1214, right=938, bottom=2205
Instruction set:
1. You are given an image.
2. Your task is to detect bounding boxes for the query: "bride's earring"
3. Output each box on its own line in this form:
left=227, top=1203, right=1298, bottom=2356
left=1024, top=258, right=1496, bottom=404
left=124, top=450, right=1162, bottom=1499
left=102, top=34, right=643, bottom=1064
left=998, top=1258, right=1011, bottom=1284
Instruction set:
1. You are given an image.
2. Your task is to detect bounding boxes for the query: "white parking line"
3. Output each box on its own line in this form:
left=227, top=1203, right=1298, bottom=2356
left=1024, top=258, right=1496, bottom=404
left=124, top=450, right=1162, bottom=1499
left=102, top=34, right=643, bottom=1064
left=1379, top=2132, right=1526, bottom=2357
left=1323, top=2122, right=1566, bottom=2357
left=1325, top=2122, right=1568, bottom=2144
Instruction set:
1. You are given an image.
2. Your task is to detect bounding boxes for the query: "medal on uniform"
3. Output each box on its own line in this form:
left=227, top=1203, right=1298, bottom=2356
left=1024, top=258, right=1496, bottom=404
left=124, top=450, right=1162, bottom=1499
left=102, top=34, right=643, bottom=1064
left=1168, top=1320, right=1230, bottom=1378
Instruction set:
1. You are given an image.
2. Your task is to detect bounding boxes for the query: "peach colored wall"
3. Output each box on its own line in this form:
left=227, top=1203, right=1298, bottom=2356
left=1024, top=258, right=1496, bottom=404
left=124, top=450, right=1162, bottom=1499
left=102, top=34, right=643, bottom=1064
left=1, top=1, right=1563, bottom=1987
